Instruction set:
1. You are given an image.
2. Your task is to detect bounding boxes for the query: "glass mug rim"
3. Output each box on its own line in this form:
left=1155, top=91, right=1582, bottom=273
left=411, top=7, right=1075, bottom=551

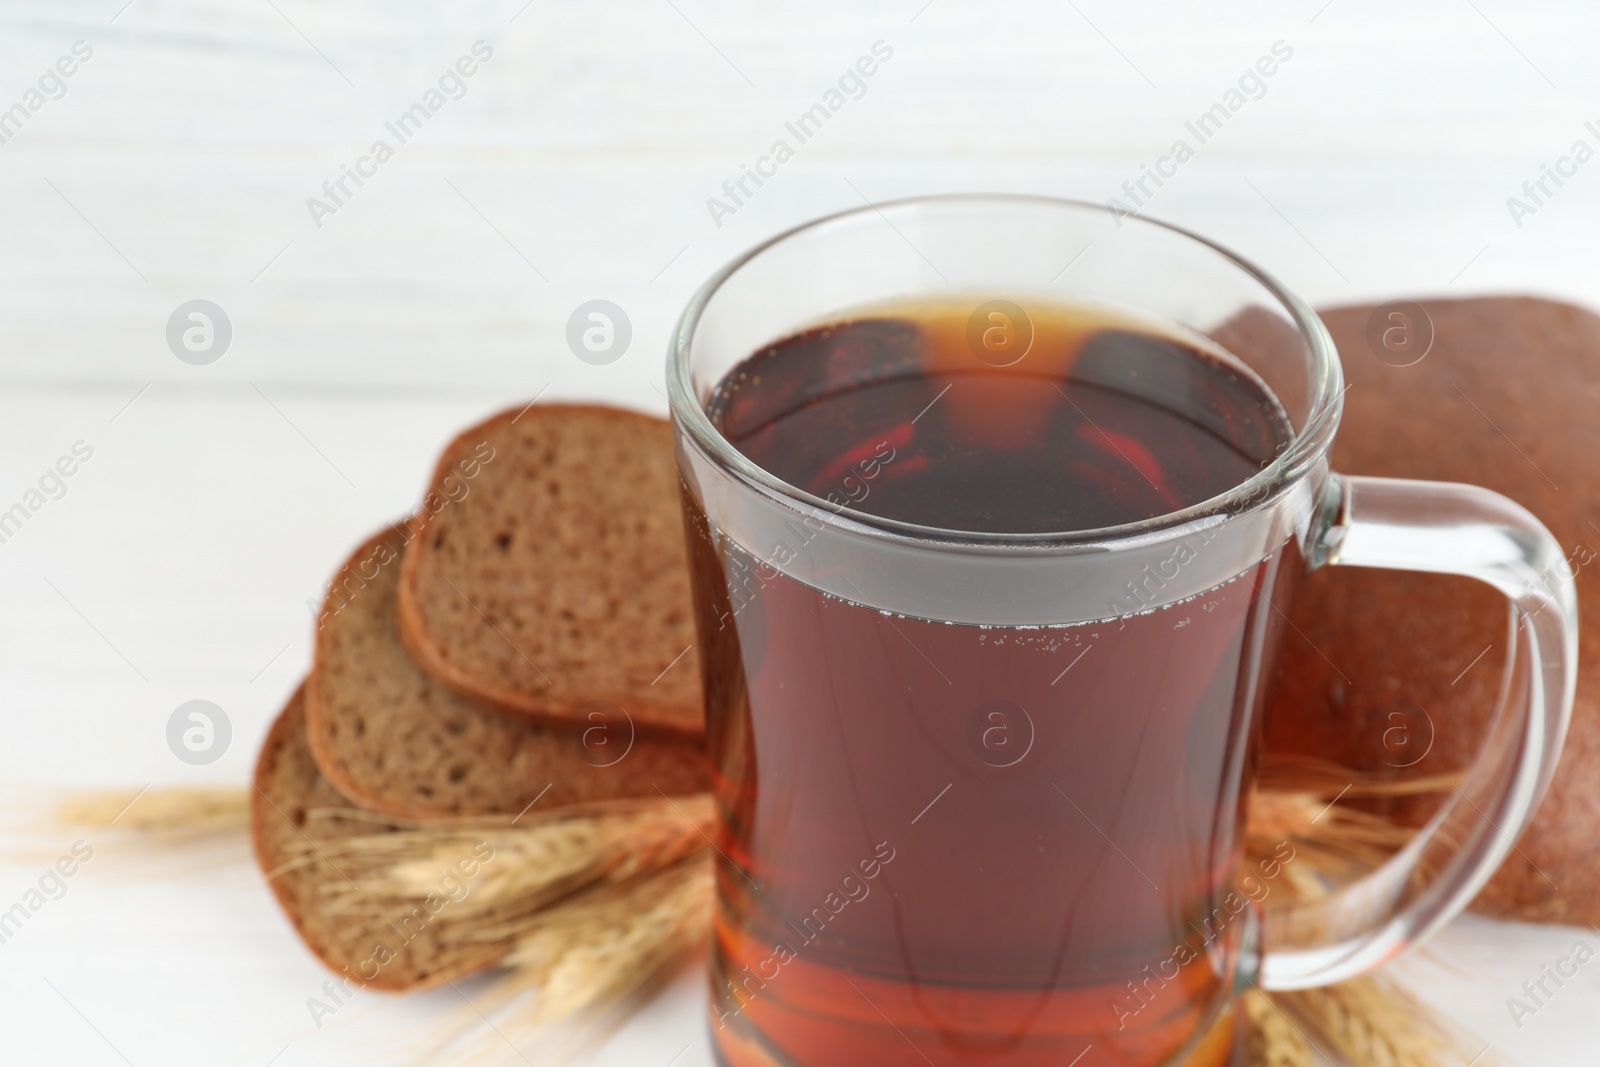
left=666, top=192, right=1345, bottom=550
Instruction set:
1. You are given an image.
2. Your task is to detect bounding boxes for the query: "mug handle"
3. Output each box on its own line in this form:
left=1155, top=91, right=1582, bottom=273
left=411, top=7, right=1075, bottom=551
left=1256, top=473, right=1579, bottom=990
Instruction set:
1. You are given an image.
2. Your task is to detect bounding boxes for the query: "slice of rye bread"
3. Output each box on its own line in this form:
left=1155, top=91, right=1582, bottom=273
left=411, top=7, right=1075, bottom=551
left=251, top=685, right=508, bottom=991
left=397, top=404, right=704, bottom=737
left=1258, top=296, right=1600, bottom=924
left=305, top=525, right=708, bottom=819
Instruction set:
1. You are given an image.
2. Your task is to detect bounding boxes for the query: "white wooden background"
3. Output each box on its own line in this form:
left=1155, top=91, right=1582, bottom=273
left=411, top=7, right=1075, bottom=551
left=1, top=0, right=1599, bottom=1064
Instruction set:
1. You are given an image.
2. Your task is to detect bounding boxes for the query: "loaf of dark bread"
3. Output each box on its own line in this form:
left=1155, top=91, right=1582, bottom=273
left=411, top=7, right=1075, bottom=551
left=1263, top=296, right=1600, bottom=923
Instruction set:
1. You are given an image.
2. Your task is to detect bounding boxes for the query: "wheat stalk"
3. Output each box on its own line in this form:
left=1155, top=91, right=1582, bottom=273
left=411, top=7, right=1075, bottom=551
left=1276, top=976, right=1486, bottom=1067
left=58, top=775, right=1492, bottom=1065
left=1241, top=989, right=1314, bottom=1067
left=58, top=786, right=249, bottom=836
left=1243, top=762, right=1491, bottom=1065
left=505, top=856, right=713, bottom=1021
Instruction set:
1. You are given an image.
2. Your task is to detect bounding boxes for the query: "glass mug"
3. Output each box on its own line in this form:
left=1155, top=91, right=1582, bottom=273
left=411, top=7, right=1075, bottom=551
left=665, top=195, right=1577, bottom=1066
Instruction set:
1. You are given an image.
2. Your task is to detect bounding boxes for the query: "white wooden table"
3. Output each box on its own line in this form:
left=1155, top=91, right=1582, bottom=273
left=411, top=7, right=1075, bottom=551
left=1, top=1, right=1598, bottom=1063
